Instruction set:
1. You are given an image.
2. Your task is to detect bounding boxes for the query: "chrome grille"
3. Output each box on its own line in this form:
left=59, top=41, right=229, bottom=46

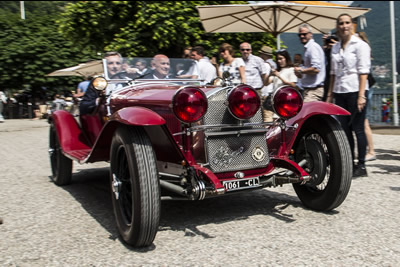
left=202, top=87, right=269, bottom=173
left=206, top=132, right=269, bottom=173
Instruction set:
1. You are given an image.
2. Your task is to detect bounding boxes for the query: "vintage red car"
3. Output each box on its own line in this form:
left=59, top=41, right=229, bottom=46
left=49, top=57, right=352, bottom=247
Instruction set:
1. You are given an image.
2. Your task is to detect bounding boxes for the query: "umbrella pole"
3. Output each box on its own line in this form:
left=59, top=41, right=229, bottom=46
left=277, top=34, right=281, bottom=50
left=390, top=1, right=399, bottom=126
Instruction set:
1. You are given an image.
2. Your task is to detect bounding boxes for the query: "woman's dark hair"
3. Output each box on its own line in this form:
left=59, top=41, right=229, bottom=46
left=275, top=49, right=293, bottom=71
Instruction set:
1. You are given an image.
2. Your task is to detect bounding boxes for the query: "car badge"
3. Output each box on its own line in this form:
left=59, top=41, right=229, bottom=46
left=252, top=147, right=266, bottom=162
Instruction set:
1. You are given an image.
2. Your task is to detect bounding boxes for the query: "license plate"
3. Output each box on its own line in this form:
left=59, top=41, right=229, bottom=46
left=223, top=177, right=260, bottom=192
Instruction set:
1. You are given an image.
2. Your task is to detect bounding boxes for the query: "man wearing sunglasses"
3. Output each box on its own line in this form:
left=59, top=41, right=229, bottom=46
left=239, top=42, right=268, bottom=90
left=294, top=24, right=326, bottom=102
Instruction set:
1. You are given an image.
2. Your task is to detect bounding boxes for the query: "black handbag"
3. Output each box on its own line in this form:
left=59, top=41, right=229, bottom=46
left=368, top=73, right=376, bottom=88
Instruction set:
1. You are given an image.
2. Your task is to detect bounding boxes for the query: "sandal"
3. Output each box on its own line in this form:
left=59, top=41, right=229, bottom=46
left=365, top=154, right=376, bottom=161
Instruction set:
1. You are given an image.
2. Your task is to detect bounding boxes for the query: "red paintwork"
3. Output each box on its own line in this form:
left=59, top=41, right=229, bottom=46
left=52, top=79, right=351, bottom=188
left=109, top=106, right=166, bottom=125
left=267, top=101, right=350, bottom=159
left=52, top=110, right=91, bottom=161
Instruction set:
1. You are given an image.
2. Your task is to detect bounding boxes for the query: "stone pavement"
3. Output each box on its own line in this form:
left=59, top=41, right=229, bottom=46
left=0, top=119, right=399, bottom=266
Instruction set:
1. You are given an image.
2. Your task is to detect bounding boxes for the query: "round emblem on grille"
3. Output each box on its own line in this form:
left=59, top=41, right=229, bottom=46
left=252, top=147, right=266, bottom=162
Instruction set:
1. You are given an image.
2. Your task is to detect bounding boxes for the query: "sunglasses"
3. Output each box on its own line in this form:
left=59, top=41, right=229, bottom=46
left=298, top=32, right=310, bottom=37
left=275, top=49, right=287, bottom=53
left=240, top=48, right=251, bottom=51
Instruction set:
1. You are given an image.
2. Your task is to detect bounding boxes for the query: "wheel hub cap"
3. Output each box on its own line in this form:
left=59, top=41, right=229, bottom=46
left=112, top=174, right=122, bottom=199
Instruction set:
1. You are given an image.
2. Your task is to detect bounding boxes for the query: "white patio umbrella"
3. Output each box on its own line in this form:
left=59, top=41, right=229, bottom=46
left=47, top=60, right=103, bottom=78
left=197, top=1, right=370, bottom=48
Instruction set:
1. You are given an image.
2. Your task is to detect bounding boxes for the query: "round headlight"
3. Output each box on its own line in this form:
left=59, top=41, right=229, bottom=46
left=92, top=77, right=108, bottom=91
left=227, top=84, right=260, bottom=120
left=272, top=86, right=303, bottom=119
left=172, top=87, right=208, bottom=123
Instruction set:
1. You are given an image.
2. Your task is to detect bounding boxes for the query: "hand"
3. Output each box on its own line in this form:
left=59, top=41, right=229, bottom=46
left=357, top=96, right=367, bottom=112
left=294, top=67, right=302, bottom=78
left=326, top=95, right=334, bottom=103
left=271, top=69, right=279, bottom=77
left=126, top=67, right=139, bottom=74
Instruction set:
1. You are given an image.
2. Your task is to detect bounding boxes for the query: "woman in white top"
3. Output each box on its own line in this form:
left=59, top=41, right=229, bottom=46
left=217, top=43, right=246, bottom=85
left=262, top=49, right=297, bottom=122
left=326, top=13, right=371, bottom=178
left=267, top=49, right=297, bottom=89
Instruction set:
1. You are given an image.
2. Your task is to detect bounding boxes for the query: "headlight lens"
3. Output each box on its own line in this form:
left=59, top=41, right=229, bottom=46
left=92, top=77, right=108, bottom=91
left=272, top=86, right=303, bottom=119
left=172, top=87, right=208, bottom=123
left=227, top=84, right=260, bottom=120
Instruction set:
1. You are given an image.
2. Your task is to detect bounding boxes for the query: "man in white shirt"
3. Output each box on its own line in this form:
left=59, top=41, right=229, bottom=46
left=190, top=46, right=217, bottom=84
left=240, top=42, right=268, bottom=90
left=294, top=24, right=326, bottom=102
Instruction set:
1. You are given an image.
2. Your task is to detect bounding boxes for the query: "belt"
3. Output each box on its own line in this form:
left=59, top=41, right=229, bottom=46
left=303, top=84, right=324, bottom=90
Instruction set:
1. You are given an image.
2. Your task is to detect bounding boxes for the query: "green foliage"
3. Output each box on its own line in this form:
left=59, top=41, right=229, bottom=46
left=0, top=1, right=97, bottom=99
left=58, top=1, right=276, bottom=58
left=0, top=1, right=277, bottom=100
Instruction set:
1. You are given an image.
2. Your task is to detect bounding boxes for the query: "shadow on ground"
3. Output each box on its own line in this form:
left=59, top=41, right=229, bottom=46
left=58, top=167, right=340, bottom=250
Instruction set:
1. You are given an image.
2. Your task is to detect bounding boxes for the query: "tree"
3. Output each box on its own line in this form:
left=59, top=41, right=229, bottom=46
left=58, top=1, right=276, bottom=58
left=0, top=1, right=97, bottom=100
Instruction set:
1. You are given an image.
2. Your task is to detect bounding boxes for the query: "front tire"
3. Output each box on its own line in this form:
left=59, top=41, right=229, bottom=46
left=293, top=117, right=352, bottom=211
left=49, top=124, right=72, bottom=186
left=110, top=126, right=160, bottom=247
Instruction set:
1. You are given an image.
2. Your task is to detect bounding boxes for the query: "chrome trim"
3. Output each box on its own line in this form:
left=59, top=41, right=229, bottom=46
left=204, top=128, right=268, bottom=137
left=205, top=86, right=232, bottom=98
left=172, top=121, right=275, bottom=136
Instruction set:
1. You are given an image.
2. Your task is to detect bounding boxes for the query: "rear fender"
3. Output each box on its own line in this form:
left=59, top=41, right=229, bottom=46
left=87, top=106, right=187, bottom=164
left=267, top=102, right=350, bottom=158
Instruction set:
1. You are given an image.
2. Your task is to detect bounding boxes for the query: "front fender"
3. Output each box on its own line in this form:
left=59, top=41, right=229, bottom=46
left=87, top=106, right=186, bottom=164
left=109, top=106, right=166, bottom=126
left=267, top=102, right=350, bottom=158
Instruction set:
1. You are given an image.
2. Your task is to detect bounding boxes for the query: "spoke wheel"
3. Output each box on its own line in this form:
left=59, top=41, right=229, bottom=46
left=49, top=124, right=72, bottom=186
left=110, top=126, right=160, bottom=247
left=293, top=118, right=352, bottom=211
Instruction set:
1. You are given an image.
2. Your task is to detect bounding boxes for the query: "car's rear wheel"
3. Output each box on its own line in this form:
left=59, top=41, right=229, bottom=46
left=110, top=126, right=160, bottom=247
left=293, top=117, right=352, bottom=211
left=49, top=124, right=73, bottom=186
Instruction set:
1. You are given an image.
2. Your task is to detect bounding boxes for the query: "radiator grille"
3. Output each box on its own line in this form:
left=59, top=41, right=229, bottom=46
left=206, top=132, right=269, bottom=173
left=202, top=88, right=269, bottom=173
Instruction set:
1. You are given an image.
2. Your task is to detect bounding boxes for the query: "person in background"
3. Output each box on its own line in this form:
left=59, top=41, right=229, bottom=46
left=143, top=54, right=173, bottom=79
left=326, top=14, right=371, bottom=177
left=0, top=89, right=7, bottom=122
left=258, top=45, right=277, bottom=70
left=294, top=23, right=326, bottom=102
left=357, top=31, right=376, bottom=162
left=293, top=53, right=304, bottom=67
left=240, top=42, right=268, bottom=90
left=178, top=47, right=199, bottom=79
left=322, top=33, right=339, bottom=101
left=190, top=46, right=217, bottom=84
left=80, top=52, right=123, bottom=115
left=263, top=49, right=298, bottom=122
left=73, top=78, right=91, bottom=99
left=134, top=58, right=151, bottom=76
left=216, top=43, right=246, bottom=85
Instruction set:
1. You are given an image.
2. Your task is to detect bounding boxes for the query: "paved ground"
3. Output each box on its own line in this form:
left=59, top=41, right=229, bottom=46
left=0, top=119, right=399, bottom=266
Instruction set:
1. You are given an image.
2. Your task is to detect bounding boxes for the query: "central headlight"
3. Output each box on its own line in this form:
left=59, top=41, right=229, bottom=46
left=227, top=84, right=260, bottom=120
